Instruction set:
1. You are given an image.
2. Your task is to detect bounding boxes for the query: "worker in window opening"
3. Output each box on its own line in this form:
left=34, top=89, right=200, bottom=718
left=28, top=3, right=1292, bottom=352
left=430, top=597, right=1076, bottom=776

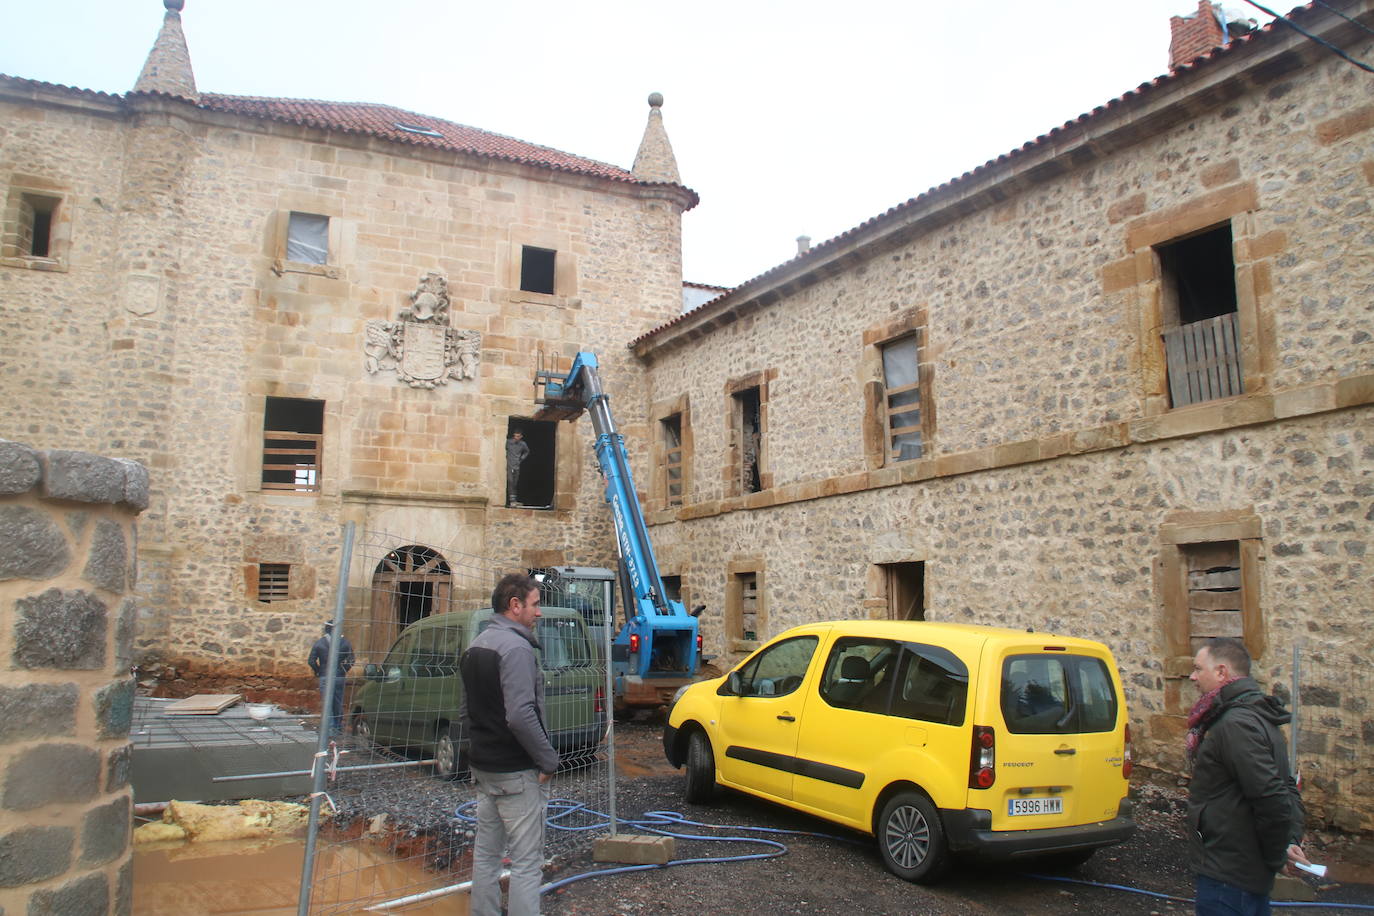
left=1187, top=636, right=1310, bottom=915
left=307, top=622, right=353, bottom=736
left=460, top=573, right=556, bottom=916
left=506, top=429, right=529, bottom=507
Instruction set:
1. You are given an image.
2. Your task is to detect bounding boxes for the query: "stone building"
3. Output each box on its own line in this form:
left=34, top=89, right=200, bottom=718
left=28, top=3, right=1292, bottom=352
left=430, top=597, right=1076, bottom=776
left=3, top=0, right=1372, bottom=830
left=0, top=1, right=695, bottom=691
left=631, top=1, right=1373, bottom=824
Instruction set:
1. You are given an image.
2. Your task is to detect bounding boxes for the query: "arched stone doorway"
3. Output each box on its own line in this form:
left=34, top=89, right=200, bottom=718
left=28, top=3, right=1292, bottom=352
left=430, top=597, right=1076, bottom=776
left=368, top=545, right=452, bottom=655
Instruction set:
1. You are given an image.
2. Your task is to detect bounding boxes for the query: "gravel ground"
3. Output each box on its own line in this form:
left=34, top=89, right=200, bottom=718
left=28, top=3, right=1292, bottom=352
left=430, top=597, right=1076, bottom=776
left=321, top=720, right=1374, bottom=915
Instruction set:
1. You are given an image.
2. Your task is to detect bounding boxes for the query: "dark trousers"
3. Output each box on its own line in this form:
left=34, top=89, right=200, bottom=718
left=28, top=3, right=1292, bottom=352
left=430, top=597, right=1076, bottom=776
left=318, top=675, right=345, bottom=735
left=1195, top=874, right=1271, bottom=916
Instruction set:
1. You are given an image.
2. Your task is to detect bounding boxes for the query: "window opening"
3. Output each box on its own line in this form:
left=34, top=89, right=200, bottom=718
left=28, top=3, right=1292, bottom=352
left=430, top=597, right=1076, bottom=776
left=1000, top=654, right=1118, bottom=734
left=1157, top=223, right=1242, bottom=407
left=730, top=635, right=818, bottom=697
left=21, top=193, right=58, bottom=258
left=734, top=387, right=762, bottom=494
left=881, top=561, right=925, bottom=620
left=372, top=546, right=453, bottom=649
left=257, top=563, right=290, bottom=603
left=286, top=211, right=329, bottom=265
left=880, top=334, right=923, bottom=461
left=506, top=418, right=556, bottom=509
left=733, top=571, right=759, bottom=641
left=262, top=397, right=324, bottom=492
left=660, top=575, right=682, bottom=603
left=662, top=413, right=684, bottom=507
left=1181, top=540, right=1243, bottom=655
left=520, top=245, right=556, bottom=295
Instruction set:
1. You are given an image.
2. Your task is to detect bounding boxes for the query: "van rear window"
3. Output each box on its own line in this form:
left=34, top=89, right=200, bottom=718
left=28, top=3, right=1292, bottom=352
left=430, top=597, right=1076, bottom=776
left=1000, top=654, right=1118, bottom=734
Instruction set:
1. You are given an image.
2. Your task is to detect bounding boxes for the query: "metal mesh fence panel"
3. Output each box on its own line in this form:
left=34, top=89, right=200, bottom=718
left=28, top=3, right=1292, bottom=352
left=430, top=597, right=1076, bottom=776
left=1285, top=641, right=1373, bottom=831
left=301, top=527, right=612, bottom=914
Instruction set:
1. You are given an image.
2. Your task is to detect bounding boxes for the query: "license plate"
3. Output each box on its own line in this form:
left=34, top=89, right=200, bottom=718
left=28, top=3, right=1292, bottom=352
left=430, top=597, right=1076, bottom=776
left=1008, top=796, right=1063, bottom=816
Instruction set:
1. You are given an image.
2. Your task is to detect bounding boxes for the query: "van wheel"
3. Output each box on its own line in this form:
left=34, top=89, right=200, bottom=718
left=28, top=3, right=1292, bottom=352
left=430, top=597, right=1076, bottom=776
left=684, top=731, right=716, bottom=804
left=434, top=724, right=466, bottom=781
left=877, top=791, right=950, bottom=883
left=352, top=713, right=374, bottom=748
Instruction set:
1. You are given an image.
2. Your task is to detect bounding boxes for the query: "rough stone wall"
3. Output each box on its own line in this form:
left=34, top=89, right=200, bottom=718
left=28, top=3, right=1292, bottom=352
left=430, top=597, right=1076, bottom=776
left=0, top=84, right=685, bottom=686
left=638, top=35, right=1374, bottom=824
left=0, top=441, right=147, bottom=916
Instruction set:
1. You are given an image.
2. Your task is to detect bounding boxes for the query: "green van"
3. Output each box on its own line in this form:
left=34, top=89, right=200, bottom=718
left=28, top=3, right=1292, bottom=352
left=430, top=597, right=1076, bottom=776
left=350, top=606, right=606, bottom=778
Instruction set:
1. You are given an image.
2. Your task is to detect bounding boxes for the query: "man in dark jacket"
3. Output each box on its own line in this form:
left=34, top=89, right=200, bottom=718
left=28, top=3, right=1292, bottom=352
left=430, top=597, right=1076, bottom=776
left=1187, top=637, right=1308, bottom=915
left=460, top=573, right=557, bottom=916
left=307, top=622, right=353, bottom=736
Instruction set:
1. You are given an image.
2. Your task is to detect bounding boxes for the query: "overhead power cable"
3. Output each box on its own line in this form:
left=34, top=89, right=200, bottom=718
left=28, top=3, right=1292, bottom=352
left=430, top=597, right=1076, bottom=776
left=1312, top=0, right=1374, bottom=37
left=1238, top=0, right=1374, bottom=74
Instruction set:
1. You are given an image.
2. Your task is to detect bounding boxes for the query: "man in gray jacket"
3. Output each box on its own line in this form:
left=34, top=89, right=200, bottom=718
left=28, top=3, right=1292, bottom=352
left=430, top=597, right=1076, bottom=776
left=460, top=572, right=557, bottom=916
left=1187, top=637, right=1308, bottom=915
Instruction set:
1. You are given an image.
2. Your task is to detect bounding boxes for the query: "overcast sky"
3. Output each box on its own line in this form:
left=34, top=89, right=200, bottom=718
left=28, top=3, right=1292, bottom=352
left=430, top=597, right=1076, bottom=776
left=2, top=0, right=1276, bottom=288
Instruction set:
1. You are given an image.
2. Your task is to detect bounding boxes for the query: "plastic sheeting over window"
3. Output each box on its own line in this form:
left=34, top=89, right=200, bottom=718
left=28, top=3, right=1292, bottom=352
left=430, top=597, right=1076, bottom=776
left=287, top=211, right=329, bottom=264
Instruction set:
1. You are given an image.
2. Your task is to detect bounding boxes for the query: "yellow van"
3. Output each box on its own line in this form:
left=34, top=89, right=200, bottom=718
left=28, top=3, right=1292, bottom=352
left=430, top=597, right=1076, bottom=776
left=663, top=620, right=1134, bottom=882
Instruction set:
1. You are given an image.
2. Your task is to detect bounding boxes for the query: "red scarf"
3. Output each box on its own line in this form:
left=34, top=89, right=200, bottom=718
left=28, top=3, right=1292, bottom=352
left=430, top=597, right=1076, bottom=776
left=1185, top=676, right=1240, bottom=764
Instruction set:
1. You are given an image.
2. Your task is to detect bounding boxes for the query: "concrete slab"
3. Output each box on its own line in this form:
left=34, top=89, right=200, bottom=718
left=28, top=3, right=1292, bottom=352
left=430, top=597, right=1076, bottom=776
left=593, top=833, right=675, bottom=865
left=130, top=697, right=320, bottom=803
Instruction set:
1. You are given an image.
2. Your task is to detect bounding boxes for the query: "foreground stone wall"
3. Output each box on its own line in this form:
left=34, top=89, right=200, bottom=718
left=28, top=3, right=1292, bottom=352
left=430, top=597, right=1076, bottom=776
left=0, top=441, right=147, bottom=916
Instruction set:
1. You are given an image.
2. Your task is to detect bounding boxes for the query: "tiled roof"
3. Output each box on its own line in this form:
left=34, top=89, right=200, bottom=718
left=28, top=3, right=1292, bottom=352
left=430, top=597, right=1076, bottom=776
left=197, top=95, right=637, bottom=182
left=630, top=2, right=1321, bottom=349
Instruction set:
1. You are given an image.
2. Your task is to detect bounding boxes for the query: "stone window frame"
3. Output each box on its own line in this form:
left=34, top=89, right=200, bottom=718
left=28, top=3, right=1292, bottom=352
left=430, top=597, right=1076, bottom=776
left=505, top=229, right=579, bottom=307
left=1156, top=509, right=1264, bottom=715
left=1, top=176, right=73, bottom=272
left=271, top=194, right=344, bottom=280
left=242, top=561, right=317, bottom=604
left=650, top=393, right=692, bottom=510
left=1115, top=180, right=1278, bottom=417
left=861, top=306, right=935, bottom=469
left=724, top=557, right=766, bottom=654
left=724, top=369, right=776, bottom=497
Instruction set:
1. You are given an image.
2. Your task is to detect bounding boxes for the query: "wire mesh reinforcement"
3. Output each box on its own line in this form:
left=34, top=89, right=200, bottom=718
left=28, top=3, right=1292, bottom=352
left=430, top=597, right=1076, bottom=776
left=302, top=527, right=613, bottom=914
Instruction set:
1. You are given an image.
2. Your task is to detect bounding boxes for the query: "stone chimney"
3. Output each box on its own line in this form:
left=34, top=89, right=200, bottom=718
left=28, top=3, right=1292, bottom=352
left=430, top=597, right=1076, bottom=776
left=632, top=92, right=682, bottom=185
left=1169, top=0, right=1225, bottom=70
left=796, top=235, right=811, bottom=255
left=134, top=0, right=198, bottom=101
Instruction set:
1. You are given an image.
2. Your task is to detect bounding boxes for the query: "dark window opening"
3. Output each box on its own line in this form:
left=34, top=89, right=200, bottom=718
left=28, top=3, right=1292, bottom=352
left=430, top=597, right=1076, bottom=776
left=262, top=397, right=324, bottom=492
left=1157, top=223, right=1244, bottom=407
left=882, top=561, right=925, bottom=620
left=660, top=575, right=682, bottom=603
left=734, top=571, right=759, bottom=641
left=397, top=580, right=433, bottom=628
left=506, top=417, right=557, bottom=509
left=257, top=563, right=290, bottom=603
left=21, top=193, right=59, bottom=258
left=734, top=387, right=762, bottom=494
left=520, top=245, right=557, bottom=294
left=1158, top=224, right=1237, bottom=325
left=662, top=413, right=683, bottom=506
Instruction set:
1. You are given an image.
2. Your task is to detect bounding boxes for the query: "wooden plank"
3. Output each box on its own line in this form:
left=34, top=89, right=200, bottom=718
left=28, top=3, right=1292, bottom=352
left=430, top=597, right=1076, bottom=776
left=1191, top=611, right=1245, bottom=637
left=1188, top=568, right=1241, bottom=589
left=162, top=694, right=241, bottom=715
left=1186, top=542, right=1239, bottom=570
left=1188, top=588, right=1244, bottom=610
left=1164, top=328, right=1191, bottom=407
left=1218, top=312, right=1243, bottom=396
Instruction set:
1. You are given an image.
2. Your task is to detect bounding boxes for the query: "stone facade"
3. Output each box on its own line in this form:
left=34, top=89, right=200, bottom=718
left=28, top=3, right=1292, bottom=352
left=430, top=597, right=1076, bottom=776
left=0, top=7, right=693, bottom=699
left=632, top=6, right=1374, bottom=824
left=0, top=442, right=144, bottom=915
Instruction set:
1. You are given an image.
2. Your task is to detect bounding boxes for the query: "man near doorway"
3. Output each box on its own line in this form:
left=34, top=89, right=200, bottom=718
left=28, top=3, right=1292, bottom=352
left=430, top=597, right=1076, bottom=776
left=1187, top=636, right=1309, bottom=915
left=307, top=621, right=354, bottom=736
left=460, top=573, right=557, bottom=916
left=506, top=429, right=529, bottom=507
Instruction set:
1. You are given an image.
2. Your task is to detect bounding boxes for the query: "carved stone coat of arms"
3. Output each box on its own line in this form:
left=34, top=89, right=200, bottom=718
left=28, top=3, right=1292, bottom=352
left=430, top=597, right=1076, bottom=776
left=364, top=272, right=481, bottom=389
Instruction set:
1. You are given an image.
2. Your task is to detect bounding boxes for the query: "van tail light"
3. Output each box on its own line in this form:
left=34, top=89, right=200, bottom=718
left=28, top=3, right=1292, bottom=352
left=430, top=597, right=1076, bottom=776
left=594, top=685, right=605, bottom=714
left=969, top=725, right=996, bottom=789
left=1122, top=723, right=1133, bottom=780
left=696, top=634, right=703, bottom=652
left=629, top=633, right=640, bottom=654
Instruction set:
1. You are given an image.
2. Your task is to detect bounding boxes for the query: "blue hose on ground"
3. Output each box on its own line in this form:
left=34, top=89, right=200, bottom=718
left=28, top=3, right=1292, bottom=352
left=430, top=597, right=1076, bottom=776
left=455, top=799, right=1374, bottom=909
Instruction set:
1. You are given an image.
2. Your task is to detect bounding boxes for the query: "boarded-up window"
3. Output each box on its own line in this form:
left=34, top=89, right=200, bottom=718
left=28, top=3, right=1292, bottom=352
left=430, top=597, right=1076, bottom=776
left=257, top=563, right=291, bottom=603
left=262, top=397, right=324, bottom=493
left=735, top=571, right=759, bottom=641
left=881, top=334, right=923, bottom=461
left=662, top=414, right=684, bottom=507
left=1182, top=541, right=1243, bottom=654
left=1157, top=224, right=1243, bottom=407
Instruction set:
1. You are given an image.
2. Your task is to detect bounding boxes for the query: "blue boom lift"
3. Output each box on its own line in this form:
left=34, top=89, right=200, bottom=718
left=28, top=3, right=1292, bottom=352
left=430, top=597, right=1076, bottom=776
left=533, top=351, right=701, bottom=709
